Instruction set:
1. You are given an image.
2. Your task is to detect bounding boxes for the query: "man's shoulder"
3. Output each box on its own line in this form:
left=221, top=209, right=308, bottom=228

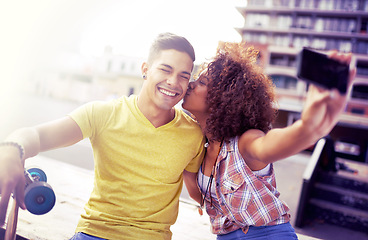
left=176, top=108, right=196, bottom=123
left=95, top=95, right=135, bottom=109
left=74, top=96, right=133, bottom=118
left=113, top=94, right=135, bottom=104
left=175, top=108, right=202, bottom=133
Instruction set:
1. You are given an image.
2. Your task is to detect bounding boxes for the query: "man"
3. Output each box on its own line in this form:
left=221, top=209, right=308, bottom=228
left=0, top=32, right=205, bottom=240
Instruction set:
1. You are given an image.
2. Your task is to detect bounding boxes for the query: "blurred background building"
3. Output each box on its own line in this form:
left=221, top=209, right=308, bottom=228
left=237, top=0, right=368, bottom=120
left=237, top=0, right=368, bottom=160
left=235, top=0, right=368, bottom=234
left=27, top=47, right=144, bottom=103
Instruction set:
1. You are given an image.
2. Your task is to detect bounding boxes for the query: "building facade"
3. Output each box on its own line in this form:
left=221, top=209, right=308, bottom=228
left=28, top=50, right=144, bottom=103
left=237, top=0, right=368, bottom=119
left=237, top=0, right=368, bottom=161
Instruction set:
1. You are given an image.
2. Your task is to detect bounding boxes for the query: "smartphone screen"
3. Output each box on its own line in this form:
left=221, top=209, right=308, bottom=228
left=297, top=48, right=349, bottom=94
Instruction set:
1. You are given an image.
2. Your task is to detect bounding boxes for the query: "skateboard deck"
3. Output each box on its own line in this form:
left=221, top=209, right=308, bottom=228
left=0, top=227, right=28, bottom=240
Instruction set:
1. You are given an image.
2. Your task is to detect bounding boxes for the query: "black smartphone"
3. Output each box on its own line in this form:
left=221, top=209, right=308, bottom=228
left=296, top=48, right=349, bottom=94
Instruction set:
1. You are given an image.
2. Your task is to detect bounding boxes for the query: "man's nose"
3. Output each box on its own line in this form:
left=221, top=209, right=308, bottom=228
left=166, top=75, right=179, bottom=85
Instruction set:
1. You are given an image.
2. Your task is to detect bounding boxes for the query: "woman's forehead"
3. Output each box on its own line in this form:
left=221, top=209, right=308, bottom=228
left=198, top=69, right=209, bottom=80
left=199, top=68, right=208, bottom=76
left=192, top=68, right=208, bottom=82
left=198, top=70, right=210, bottom=82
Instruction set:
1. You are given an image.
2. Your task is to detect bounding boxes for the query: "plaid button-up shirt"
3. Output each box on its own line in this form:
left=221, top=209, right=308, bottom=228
left=200, top=137, right=290, bottom=235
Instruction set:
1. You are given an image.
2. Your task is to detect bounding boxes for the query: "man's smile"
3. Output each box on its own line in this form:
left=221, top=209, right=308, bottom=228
left=158, top=87, right=180, bottom=97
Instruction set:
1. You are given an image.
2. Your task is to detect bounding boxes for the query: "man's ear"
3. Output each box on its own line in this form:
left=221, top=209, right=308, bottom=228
left=141, top=62, right=148, bottom=79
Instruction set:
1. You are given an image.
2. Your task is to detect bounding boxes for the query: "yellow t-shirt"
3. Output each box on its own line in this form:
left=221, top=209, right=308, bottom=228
left=68, top=95, right=205, bottom=240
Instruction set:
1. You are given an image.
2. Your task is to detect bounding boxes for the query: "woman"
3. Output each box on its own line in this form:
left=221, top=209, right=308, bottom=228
left=182, top=42, right=355, bottom=239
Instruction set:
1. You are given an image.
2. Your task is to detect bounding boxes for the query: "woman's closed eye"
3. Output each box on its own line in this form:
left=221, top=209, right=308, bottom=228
left=198, top=81, right=206, bottom=86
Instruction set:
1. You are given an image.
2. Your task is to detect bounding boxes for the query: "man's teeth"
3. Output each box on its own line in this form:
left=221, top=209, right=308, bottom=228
left=160, top=89, right=176, bottom=96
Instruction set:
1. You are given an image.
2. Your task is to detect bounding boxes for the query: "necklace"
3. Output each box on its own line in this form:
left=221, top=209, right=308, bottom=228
left=198, top=140, right=223, bottom=215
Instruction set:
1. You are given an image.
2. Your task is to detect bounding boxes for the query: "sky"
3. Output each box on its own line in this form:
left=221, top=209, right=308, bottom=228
left=76, top=0, right=246, bottom=61
left=0, top=0, right=246, bottom=98
left=0, top=0, right=245, bottom=64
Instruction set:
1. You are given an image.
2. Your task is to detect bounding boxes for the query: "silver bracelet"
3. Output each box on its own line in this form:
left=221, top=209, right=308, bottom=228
left=0, top=141, right=25, bottom=160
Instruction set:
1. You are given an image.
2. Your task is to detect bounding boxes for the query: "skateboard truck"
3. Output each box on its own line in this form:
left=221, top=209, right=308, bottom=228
left=4, top=167, right=55, bottom=240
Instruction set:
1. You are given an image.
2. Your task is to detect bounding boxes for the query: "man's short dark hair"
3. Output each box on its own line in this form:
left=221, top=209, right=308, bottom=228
left=148, top=32, right=195, bottom=64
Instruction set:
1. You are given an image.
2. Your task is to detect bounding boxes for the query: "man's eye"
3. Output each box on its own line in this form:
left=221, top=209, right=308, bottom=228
left=181, top=75, right=190, bottom=81
left=160, top=68, right=170, bottom=73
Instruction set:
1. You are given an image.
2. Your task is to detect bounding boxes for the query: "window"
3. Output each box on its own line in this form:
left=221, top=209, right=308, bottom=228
left=314, top=17, right=356, bottom=33
left=73, top=74, right=92, bottom=83
left=128, top=87, right=134, bottom=96
left=293, top=35, right=309, bottom=49
left=246, top=13, right=270, bottom=27
left=295, top=16, right=312, bottom=29
left=270, top=75, right=298, bottom=90
left=277, top=15, right=292, bottom=29
left=273, top=34, right=289, bottom=47
left=121, top=62, right=126, bottom=71
left=357, top=61, right=368, bottom=76
left=357, top=41, right=368, bottom=54
left=351, top=84, right=368, bottom=100
left=243, top=33, right=268, bottom=44
left=269, top=54, right=296, bottom=67
left=361, top=18, right=368, bottom=33
left=106, top=60, right=112, bottom=72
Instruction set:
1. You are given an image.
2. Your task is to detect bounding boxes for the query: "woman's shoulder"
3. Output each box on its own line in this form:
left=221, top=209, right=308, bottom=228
left=238, top=129, right=266, bottom=146
left=237, top=129, right=268, bottom=170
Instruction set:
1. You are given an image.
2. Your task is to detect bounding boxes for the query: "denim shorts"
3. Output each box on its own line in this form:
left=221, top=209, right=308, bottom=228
left=217, top=222, right=298, bottom=240
left=69, top=232, right=106, bottom=240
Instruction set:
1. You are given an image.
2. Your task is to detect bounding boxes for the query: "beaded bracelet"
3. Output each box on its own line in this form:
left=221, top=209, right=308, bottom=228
left=0, top=141, right=25, bottom=160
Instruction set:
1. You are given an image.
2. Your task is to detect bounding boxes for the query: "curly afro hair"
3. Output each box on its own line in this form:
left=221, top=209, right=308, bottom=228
left=205, top=42, right=277, bottom=142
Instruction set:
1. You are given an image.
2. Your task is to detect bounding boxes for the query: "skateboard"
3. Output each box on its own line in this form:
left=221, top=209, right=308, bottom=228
left=3, top=167, right=56, bottom=240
